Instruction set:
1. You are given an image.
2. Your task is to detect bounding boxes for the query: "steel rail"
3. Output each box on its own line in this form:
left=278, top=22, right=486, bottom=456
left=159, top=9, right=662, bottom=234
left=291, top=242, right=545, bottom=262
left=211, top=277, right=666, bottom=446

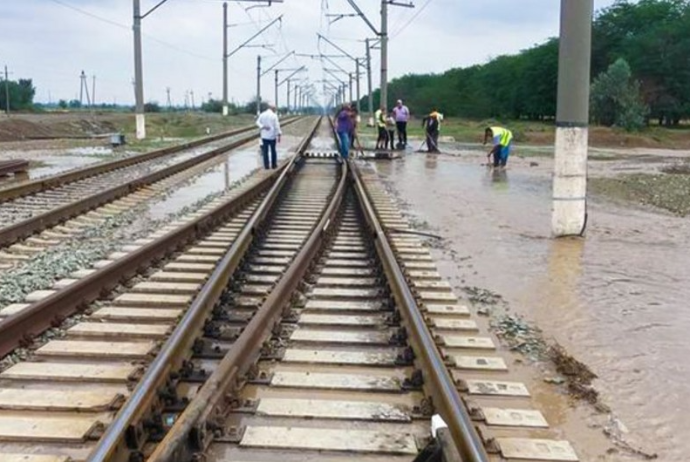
left=0, top=158, right=278, bottom=359
left=86, top=116, right=324, bottom=462
left=0, top=118, right=294, bottom=203
left=143, top=129, right=347, bottom=462
left=350, top=160, right=490, bottom=462
left=0, top=118, right=302, bottom=247
left=0, top=159, right=29, bottom=176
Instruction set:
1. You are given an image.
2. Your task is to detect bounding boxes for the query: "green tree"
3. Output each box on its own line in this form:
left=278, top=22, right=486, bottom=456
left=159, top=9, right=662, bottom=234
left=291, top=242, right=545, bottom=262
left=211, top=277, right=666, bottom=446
left=592, top=0, right=690, bottom=125
left=364, top=1, right=690, bottom=125
left=144, top=101, right=161, bottom=113
left=591, top=58, right=648, bottom=130
left=0, top=78, right=36, bottom=111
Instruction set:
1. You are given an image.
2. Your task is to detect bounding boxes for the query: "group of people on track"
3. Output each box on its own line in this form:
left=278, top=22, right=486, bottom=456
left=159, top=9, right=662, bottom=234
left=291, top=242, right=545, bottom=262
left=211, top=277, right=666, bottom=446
left=336, top=99, right=411, bottom=159
left=373, top=100, right=410, bottom=151
left=257, top=100, right=514, bottom=169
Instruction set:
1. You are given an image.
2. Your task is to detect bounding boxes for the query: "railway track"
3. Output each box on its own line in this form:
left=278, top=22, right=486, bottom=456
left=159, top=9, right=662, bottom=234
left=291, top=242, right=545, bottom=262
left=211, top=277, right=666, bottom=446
left=0, top=116, right=304, bottom=274
left=0, top=117, right=579, bottom=462
left=0, top=117, right=300, bottom=249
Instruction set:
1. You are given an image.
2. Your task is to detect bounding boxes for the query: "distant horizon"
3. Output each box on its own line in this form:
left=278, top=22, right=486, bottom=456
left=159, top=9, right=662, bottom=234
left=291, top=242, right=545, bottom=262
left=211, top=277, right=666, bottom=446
left=2, top=0, right=617, bottom=106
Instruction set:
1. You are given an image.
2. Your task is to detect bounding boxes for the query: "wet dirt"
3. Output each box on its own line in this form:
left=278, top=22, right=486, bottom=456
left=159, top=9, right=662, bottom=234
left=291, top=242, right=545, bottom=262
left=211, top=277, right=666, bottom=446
left=367, top=148, right=690, bottom=461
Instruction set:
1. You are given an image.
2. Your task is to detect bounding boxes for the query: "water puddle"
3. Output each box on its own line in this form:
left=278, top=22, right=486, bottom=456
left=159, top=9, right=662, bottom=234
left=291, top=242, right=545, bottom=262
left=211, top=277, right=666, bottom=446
left=145, top=149, right=267, bottom=219
left=144, top=133, right=304, bottom=220
left=372, top=152, right=690, bottom=461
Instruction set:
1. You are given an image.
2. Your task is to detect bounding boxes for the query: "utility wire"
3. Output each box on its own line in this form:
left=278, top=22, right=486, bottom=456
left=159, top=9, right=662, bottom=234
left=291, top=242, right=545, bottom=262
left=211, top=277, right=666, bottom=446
left=48, top=0, right=218, bottom=62
left=391, top=0, right=433, bottom=38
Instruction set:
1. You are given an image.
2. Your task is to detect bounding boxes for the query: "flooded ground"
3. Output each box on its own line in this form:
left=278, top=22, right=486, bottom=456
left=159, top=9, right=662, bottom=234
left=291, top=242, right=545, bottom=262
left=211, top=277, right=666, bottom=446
left=368, top=145, right=690, bottom=461
left=146, top=131, right=304, bottom=219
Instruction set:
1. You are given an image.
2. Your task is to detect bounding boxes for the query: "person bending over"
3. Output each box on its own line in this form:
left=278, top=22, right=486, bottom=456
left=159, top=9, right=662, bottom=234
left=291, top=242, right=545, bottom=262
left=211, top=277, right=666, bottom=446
left=484, top=126, right=513, bottom=168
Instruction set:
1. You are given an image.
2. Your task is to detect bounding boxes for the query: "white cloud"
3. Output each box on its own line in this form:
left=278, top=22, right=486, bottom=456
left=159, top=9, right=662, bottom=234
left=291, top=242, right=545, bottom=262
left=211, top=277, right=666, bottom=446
left=0, top=0, right=617, bottom=106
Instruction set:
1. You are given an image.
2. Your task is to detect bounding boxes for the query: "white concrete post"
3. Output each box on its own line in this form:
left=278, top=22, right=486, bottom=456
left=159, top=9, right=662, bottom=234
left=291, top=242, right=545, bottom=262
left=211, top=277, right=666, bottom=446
left=552, top=0, right=594, bottom=237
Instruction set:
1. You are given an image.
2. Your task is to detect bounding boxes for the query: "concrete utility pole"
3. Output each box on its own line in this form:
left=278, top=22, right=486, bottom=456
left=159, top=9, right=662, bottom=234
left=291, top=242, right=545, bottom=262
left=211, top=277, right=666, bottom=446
left=222, top=2, right=229, bottom=116
left=342, top=1, right=412, bottom=113
left=365, top=39, right=373, bottom=123
left=552, top=0, right=594, bottom=237
left=133, top=0, right=145, bottom=139
left=221, top=2, right=282, bottom=117
left=293, top=85, right=298, bottom=111
left=259, top=51, right=294, bottom=113
left=274, top=70, right=279, bottom=110
left=256, top=55, right=262, bottom=115
left=79, top=71, right=85, bottom=106
left=286, top=79, right=291, bottom=113
left=348, top=73, right=353, bottom=103
left=380, top=0, right=388, bottom=112
left=91, top=75, right=96, bottom=108
left=355, top=59, right=361, bottom=114
left=79, top=71, right=92, bottom=108
left=3, top=65, right=9, bottom=116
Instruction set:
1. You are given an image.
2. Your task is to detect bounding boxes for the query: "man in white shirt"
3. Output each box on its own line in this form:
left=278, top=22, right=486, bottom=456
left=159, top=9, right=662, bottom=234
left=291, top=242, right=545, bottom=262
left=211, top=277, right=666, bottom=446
left=256, top=103, right=282, bottom=169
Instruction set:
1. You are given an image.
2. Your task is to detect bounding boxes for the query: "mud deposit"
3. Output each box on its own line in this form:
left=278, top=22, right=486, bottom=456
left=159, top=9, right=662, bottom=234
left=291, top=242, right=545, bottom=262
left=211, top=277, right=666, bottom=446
left=367, top=150, right=690, bottom=461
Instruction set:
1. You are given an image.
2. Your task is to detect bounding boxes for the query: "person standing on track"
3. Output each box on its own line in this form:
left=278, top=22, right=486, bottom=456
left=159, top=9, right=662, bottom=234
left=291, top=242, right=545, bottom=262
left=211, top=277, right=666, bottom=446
left=375, top=105, right=387, bottom=150
left=336, top=103, right=354, bottom=159
left=256, top=103, right=281, bottom=169
left=386, top=111, right=397, bottom=151
left=484, top=126, right=513, bottom=168
left=349, top=106, right=359, bottom=150
left=393, top=99, right=410, bottom=149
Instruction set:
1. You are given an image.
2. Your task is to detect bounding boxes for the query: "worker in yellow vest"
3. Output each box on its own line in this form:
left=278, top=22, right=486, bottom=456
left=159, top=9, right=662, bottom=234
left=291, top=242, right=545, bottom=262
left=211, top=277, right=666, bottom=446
left=484, top=126, right=513, bottom=168
left=374, top=106, right=387, bottom=150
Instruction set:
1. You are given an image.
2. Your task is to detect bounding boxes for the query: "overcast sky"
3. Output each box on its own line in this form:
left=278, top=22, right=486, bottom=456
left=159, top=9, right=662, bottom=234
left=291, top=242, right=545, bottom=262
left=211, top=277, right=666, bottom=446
left=0, top=0, right=618, bottom=107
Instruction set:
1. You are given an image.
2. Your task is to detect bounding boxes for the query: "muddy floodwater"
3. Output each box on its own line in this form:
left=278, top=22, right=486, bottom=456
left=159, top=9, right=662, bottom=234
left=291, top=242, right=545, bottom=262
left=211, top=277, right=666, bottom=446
left=369, top=149, right=690, bottom=461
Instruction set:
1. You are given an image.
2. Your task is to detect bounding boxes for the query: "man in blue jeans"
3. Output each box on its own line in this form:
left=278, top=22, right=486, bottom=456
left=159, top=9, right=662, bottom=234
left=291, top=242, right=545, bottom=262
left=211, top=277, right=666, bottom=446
left=256, top=103, right=282, bottom=169
left=484, top=126, right=513, bottom=168
left=335, top=104, right=353, bottom=159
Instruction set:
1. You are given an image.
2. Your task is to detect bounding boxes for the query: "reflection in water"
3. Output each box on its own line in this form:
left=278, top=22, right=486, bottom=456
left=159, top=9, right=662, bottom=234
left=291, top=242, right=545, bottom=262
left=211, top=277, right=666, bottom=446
left=224, top=159, right=230, bottom=191
left=484, top=167, right=509, bottom=192
left=424, top=155, right=437, bottom=171
left=373, top=152, right=690, bottom=460
left=546, top=237, right=584, bottom=314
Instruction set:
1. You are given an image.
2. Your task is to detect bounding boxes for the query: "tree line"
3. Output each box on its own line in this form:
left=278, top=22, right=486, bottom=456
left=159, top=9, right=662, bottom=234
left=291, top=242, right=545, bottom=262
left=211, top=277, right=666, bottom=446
left=370, top=0, right=690, bottom=128
left=0, top=79, right=35, bottom=112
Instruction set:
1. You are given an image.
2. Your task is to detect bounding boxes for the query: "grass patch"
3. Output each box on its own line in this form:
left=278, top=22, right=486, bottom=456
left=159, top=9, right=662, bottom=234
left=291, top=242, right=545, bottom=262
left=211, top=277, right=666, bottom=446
left=590, top=172, right=690, bottom=216
left=399, top=116, right=690, bottom=149
left=113, top=113, right=256, bottom=152
left=116, top=113, right=254, bottom=139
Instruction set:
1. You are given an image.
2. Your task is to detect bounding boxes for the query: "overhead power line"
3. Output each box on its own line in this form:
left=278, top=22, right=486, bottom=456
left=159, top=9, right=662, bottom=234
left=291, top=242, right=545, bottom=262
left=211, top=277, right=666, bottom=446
left=48, top=0, right=218, bottom=61
left=391, top=0, right=433, bottom=38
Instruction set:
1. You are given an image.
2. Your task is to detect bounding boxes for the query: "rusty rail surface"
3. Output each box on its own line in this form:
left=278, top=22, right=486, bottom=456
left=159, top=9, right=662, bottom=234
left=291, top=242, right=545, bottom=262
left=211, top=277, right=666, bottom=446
left=0, top=163, right=275, bottom=359
left=0, top=117, right=297, bottom=203
left=145, top=130, right=346, bottom=462
left=0, top=159, right=29, bottom=176
left=0, top=117, right=311, bottom=359
left=0, top=118, right=302, bottom=247
left=86, top=116, right=324, bottom=462
left=350, top=161, right=489, bottom=462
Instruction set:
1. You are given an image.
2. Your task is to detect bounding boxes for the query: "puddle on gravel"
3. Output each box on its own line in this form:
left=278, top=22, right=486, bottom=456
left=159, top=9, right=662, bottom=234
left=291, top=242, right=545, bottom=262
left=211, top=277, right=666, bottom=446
left=145, top=149, right=266, bottom=219
left=144, top=134, right=303, bottom=219
left=370, top=152, right=690, bottom=461
left=26, top=154, right=104, bottom=178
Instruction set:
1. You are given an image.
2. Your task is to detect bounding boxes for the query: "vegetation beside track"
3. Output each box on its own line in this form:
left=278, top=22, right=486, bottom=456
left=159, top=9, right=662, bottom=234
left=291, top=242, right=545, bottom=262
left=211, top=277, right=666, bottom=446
left=402, top=117, right=690, bottom=150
